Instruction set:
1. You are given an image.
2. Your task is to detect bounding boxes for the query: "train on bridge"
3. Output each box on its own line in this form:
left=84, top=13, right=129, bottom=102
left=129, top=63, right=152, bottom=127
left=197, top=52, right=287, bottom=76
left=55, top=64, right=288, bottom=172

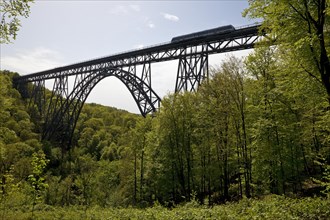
left=171, top=25, right=235, bottom=43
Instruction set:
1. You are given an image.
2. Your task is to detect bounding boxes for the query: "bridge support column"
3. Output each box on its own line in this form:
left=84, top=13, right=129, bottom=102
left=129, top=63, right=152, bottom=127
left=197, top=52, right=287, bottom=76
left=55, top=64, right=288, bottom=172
left=126, top=62, right=158, bottom=113
left=43, top=75, right=70, bottom=143
left=175, top=46, right=209, bottom=92
left=141, top=62, right=153, bottom=107
left=128, top=65, right=136, bottom=76
left=141, top=62, right=151, bottom=87
left=29, top=80, right=45, bottom=116
left=14, top=80, right=29, bottom=99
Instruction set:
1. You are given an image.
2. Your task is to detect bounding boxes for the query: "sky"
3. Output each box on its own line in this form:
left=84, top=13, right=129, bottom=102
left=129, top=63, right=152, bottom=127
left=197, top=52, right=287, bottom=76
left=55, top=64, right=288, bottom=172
left=1, top=0, right=257, bottom=114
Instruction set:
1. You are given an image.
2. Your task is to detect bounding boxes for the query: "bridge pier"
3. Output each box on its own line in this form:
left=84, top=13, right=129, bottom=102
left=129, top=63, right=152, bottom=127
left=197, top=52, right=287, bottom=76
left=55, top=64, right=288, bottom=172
left=175, top=46, right=209, bottom=92
left=28, top=80, right=46, bottom=119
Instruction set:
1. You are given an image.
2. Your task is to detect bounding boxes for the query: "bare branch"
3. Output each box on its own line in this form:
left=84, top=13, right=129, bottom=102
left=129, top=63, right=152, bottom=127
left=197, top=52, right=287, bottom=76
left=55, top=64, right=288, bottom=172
left=312, top=0, right=320, bottom=7
left=300, top=64, right=323, bottom=84
left=303, top=0, right=319, bottom=28
left=288, top=2, right=308, bottom=21
left=305, top=10, right=322, bottom=73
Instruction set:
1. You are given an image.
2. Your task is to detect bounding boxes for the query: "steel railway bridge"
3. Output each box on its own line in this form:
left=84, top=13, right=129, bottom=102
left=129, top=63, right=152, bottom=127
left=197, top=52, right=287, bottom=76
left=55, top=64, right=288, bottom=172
left=13, top=23, right=263, bottom=148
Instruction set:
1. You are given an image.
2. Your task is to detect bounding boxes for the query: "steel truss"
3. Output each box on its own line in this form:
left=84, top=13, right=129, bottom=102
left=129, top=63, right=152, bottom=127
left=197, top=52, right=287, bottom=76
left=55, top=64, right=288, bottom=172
left=36, top=67, right=160, bottom=148
left=15, top=25, right=261, bottom=83
left=175, top=45, right=209, bottom=92
left=29, top=80, right=46, bottom=115
left=13, top=24, right=263, bottom=148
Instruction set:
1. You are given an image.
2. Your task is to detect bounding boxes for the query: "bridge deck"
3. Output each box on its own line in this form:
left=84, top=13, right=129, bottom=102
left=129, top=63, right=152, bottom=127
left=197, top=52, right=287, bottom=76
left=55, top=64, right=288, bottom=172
left=15, top=24, right=261, bottom=83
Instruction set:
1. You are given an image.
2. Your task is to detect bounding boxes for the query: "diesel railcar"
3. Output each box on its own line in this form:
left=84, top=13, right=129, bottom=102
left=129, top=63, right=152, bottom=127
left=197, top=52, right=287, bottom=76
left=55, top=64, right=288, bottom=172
left=171, top=25, right=235, bottom=43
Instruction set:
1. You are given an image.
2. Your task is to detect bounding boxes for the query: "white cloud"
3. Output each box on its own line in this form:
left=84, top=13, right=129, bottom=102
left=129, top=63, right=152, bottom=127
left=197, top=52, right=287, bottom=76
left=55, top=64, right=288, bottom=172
left=129, top=4, right=140, bottom=12
left=143, top=16, right=155, bottom=29
left=109, top=4, right=141, bottom=15
left=109, top=5, right=129, bottom=15
left=134, top=44, right=144, bottom=49
left=1, top=47, right=64, bottom=74
left=162, top=13, right=179, bottom=22
left=147, top=22, right=155, bottom=28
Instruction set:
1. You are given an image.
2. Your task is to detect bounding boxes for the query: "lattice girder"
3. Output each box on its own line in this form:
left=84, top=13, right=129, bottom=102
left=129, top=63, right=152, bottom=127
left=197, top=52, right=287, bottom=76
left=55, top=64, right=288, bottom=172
left=42, top=68, right=160, bottom=148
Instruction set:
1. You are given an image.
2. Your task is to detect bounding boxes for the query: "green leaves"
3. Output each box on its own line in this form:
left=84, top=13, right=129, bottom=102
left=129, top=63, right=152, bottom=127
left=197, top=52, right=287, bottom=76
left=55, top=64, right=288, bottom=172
left=27, top=150, right=49, bottom=217
left=0, top=0, right=34, bottom=44
left=244, top=0, right=330, bottom=105
left=28, top=151, right=49, bottom=196
left=2, top=196, right=330, bottom=219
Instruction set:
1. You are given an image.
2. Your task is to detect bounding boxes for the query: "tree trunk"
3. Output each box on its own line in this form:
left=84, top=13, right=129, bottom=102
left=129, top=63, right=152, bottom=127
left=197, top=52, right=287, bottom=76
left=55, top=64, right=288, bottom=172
left=223, top=118, right=229, bottom=201
left=317, top=0, right=330, bottom=106
left=140, top=147, right=144, bottom=203
left=134, top=150, right=137, bottom=205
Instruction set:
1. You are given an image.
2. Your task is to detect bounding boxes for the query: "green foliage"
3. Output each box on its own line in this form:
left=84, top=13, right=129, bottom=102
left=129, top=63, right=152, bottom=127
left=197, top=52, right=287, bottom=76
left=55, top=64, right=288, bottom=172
left=1, top=196, right=330, bottom=219
left=28, top=151, right=49, bottom=191
left=1, top=1, right=330, bottom=211
left=320, top=164, right=330, bottom=197
left=313, top=163, right=330, bottom=198
left=28, top=150, right=49, bottom=217
left=0, top=166, right=17, bottom=219
left=0, top=0, right=34, bottom=44
left=0, top=72, right=42, bottom=184
left=244, top=0, right=330, bottom=105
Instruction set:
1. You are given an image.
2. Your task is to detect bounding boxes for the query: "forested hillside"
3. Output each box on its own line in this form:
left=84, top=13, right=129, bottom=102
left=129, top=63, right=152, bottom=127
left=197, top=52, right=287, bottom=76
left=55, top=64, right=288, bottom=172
left=1, top=0, right=330, bottom=218
left=0, top=70, right=142, bottom=209
left=1, top=47, right=330, bottom=219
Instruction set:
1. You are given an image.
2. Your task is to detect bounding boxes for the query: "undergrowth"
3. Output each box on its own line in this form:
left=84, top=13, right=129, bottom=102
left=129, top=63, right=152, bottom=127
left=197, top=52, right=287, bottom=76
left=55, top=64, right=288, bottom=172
left=2, top=195, right=330, bottom=220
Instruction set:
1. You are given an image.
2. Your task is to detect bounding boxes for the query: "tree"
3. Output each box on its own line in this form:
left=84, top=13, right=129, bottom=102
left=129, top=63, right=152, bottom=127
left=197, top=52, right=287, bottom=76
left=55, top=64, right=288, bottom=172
left=0, top=165, right=17, bottom=220
left=243, top=0, right=330, bottom=105
left=198, top=71, right=234, bottom=201
left=28, top=150, right=49, bottom=218
left=245, top=47, right=289, bottom=194
left=0, top=0, right=34, bottom=44
left=130, top=116, right=152, bottom=206
left=198, top=57, right=252, bottom=201
left=74, top=154, right=97, bottom=207
left=155, top=93, right=198, bottom=203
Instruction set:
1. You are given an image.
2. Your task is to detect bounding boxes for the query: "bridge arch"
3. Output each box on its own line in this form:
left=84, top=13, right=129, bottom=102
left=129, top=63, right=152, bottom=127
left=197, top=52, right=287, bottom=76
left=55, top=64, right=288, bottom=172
left=43, top=67, right=161, bottom=148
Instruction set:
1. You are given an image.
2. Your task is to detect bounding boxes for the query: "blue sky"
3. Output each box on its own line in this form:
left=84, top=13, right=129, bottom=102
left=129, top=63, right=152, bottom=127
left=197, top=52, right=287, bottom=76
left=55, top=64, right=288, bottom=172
left=1, top=0, right=256, bottom=113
